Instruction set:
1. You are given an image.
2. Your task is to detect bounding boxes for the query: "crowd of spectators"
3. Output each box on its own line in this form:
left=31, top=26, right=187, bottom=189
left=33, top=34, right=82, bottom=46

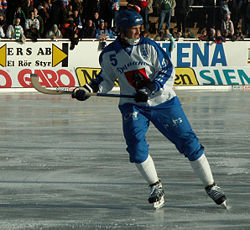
left=0, top=0, right=119, bottom=43
left=149, top=0, right=249, bottom=42
left=0, top=0, right=249, bottom=48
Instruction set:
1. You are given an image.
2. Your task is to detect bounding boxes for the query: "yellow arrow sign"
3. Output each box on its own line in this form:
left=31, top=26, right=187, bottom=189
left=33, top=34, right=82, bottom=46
left=52, top=44, right=68, bottom=67
left=0, top=44, right=6, bottom=67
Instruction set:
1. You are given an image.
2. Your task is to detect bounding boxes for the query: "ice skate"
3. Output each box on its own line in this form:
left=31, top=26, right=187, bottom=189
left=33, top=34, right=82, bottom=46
left=205, top=183, right=227, bottom=208
left=148, top=180, right=165, bottom=209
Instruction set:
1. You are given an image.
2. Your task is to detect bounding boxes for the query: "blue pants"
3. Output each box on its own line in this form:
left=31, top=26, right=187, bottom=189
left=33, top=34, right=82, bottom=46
left=140, top=7, right=149, bottom=31
left=158, top=9, right=172, bottom=33
left=119, top=98, right=204, bottom=163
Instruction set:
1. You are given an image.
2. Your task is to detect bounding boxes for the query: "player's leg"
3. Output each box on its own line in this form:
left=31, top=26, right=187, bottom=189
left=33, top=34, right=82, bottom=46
left=136, top=155, right=165, bottom=209
left=119, top=104, right=164, bottom=209
left=151, top=103, right=226, bottom=207
left=190, top=154, right=227, bottom=207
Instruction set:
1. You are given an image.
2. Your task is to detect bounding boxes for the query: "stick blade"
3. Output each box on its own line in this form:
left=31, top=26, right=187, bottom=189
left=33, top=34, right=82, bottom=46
left=30, top=74, right=134, bottom=98
left=30, top=74, right=71, bottom=95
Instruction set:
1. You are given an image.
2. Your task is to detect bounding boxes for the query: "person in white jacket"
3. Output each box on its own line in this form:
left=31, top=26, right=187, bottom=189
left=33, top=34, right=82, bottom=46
left=72, top=7, right=227, bottom=209
left=0, top=25, right=4, bottom=38
left=6, top=18, right=26, bottom=42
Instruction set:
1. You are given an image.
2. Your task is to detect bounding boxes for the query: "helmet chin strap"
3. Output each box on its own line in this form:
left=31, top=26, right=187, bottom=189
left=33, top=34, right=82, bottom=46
left=124, top=37, right=140, bottom=46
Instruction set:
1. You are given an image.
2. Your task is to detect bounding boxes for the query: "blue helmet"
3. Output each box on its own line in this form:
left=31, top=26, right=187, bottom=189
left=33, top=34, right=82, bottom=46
left=116, top=9, right=143, bottom=33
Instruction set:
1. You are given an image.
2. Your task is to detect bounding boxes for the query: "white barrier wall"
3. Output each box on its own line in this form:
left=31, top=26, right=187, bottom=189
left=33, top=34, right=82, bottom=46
left=0, top=39, right=249, bottom=89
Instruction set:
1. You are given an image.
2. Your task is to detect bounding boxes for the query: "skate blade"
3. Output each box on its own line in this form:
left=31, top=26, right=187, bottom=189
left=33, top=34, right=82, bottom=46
left=220, top=201, right=229, bottom=210
left=153, top=197, right=165, bottom=210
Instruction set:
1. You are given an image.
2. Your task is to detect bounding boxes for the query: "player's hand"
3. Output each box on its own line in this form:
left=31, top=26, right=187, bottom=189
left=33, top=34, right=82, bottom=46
left=72, top=85, right=92, bottom=101
left=134, top=88, right=150, bottom=102
left=134, top=82, right=157, bottom=103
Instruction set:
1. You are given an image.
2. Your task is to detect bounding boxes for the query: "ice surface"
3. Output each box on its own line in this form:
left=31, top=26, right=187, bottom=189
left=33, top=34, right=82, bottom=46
left=0, top=91, right=249, bottom=230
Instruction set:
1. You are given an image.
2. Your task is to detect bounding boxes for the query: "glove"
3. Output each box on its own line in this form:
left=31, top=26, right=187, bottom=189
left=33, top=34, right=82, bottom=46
left=134, top=88, right=150, bottom=102
left=72, top=84, right=93, bottom=101
left=134, top=82, right=157, bottom=103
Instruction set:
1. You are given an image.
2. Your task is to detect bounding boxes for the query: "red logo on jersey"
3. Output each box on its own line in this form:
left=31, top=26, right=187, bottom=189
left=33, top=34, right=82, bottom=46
left=124, top=68, right=150, bottom=90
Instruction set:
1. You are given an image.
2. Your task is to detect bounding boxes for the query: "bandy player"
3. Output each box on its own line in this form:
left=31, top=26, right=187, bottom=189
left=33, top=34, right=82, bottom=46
left=72, top=7, right=227, bottom=209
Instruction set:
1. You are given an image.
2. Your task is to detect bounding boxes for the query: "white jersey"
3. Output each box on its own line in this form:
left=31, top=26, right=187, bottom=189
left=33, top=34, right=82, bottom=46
left=96, top=36, right=176, bottom=107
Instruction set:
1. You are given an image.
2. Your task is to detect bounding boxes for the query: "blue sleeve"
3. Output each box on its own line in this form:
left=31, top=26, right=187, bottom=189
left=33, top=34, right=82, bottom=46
left=93, top=42, right=117, bottom=93
left=142, top=38, right=174, bottom=92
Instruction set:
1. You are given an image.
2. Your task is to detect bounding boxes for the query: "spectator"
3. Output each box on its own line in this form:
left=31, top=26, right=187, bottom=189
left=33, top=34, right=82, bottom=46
left=72, top=9, right=83, bottom=31
left=46, top=23, right=63, bottom=39
left=82, top=18, right=96, bottom=38
left=62, top=0, right=70, bottom=8
left=176, top=31, right=182, bottom=40
left=5, top=0, right=15, bottom=26
left=71, top=0, right=84, bottom=16
left=6, top=17, right=26, bottom=43
left=208, top=27, right=216, bottom=41
left=156, top=0, right=174, bottom=36
left=22, top=0, right=34, bottom=21
left=147, top=0, right=153, bottom=14
left=61, top=17, right=79, bottom=49
left=0, top=0, right=7, bottom=14
left=194, top=0, right=207, bottom=33
left=13, top=7, right=26, bottom=29
left=86, top=0, right=101, bottom=18
left=25, top=11, right=40, bottom=41
left=0, top=11, right=7, bottom=33
left=185, top=28, right=196, bottom=38
left=138, top=0, right=149, bottom=31
left=215, top=29, right=226, bottom=43
left=221, top=12, right=234, bottom=39
left=105, top=0, right=120, bottom=29
left=233, top=27, right=244, bottom=41
left=229, top=0, right=242, bottom=30
left=49, top=0, right=67, bottom=31
left=34, top=8, right=44, bottom=37
left=220, top=0, right=231, bottom=21
left=98, top=0, right=110, bottom=27
left=37, top=1, right=50, bottom=37
left=47, top=0, right=53, bottom=12
left=26, top=24, right=40, bottom=41
left=175, top=0, right=194, bottom=35
left=25, top=11, right=40, bottom=35
left=66, top=3, right=73, bottom=17
left=243, top=0, right=250, bottom=38
left=33, top=0, right=40, bottom=8
left=95, top=19, right=116, bottom=40
left=0, top=23, right=4, bottom=38
left=0, top=0, right=248, bottom=40
left=92, top=11, right=101, bottom=29
left=204, top=0, right=216, bottom=29
left=171, top=0, right=176, bottom=21
left=199, top=28, right=208, bottom=41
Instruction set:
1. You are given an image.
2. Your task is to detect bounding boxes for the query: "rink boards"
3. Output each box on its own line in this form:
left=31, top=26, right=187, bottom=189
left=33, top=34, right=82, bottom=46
left=0, top=39, right=249, bottom=90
